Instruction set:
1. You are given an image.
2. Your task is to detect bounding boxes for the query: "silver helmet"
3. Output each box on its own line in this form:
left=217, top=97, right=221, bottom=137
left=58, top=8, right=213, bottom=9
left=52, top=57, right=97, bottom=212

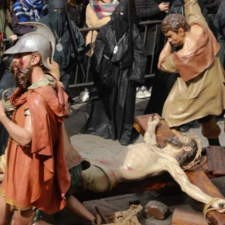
left=4, top=22, right=55, bottom=70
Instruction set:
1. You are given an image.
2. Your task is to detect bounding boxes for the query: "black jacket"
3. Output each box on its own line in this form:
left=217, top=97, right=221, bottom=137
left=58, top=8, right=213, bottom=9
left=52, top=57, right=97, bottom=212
left=216, top=1, right=225, bottom=39
left=81, top=23, right=147, bottom=145
left=135, top=0, right=168, bottom=21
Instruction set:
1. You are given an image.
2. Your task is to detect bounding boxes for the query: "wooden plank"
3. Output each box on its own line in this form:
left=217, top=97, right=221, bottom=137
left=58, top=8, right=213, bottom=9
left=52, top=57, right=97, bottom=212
left=172, top=209, right=208, bottom=225
left=206, top=146, right=225, bottom=175
left=186, top=165, right=225, bottom=224
left=92, top=199, right=124, bottom=211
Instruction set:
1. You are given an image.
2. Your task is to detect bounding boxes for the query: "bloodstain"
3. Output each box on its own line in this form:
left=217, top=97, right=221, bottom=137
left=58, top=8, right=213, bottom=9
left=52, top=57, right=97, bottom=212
left=19, top=57, right=28, bottom=68
left=99, top=160, right=111, bottom=165
left=125, top=165, right=133, bottom=170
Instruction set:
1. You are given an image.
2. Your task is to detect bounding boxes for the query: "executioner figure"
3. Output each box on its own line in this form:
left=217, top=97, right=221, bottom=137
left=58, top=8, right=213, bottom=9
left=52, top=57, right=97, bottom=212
left=0, top=23, right=72, bottom=224
left=158, top=0, right=225, bottom=146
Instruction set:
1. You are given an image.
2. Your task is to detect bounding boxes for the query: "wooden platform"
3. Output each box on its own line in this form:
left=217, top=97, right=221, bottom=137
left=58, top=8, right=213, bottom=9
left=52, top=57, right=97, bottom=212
left=134, top=114, right=225, bottom=225
left=206, top=146, right=225, bottom=176
left=78, top=114, right=225, bottom=225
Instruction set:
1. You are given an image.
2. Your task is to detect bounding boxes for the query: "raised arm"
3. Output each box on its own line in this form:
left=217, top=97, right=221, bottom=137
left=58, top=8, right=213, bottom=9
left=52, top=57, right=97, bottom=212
left=144, top=115, right=160, bottom=145
left=162, top=158, right=225, bottom=212
left=184, top=0, right=208, bottom=27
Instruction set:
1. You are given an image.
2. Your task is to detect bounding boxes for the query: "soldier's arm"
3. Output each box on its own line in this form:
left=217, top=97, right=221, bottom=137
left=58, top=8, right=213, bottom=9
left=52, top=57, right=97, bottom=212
left=66, top=195, right=97, bottom=223
left=0, top=101, right=32, bottom=146
left=184, top=0, right=208, bottom=27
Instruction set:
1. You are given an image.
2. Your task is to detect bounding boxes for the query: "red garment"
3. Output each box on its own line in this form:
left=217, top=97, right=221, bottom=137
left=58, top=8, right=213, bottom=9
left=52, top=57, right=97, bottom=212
left=1, top=78, right=71, bottom=214
left=173, top=22, right=221, bottom=82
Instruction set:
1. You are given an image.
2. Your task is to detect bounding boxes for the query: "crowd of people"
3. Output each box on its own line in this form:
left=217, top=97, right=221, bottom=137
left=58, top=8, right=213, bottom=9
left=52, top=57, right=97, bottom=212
left=0, top=0, right=225, bottom=224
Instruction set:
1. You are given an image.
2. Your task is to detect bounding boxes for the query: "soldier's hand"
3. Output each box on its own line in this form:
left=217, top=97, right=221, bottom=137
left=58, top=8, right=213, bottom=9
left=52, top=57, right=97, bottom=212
left=0, top=101, right=6, bottom=122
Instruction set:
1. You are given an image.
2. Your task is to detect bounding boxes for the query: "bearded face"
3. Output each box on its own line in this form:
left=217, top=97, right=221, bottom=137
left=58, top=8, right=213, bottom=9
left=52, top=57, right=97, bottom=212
left=13, top=53, right=33, bottom=89
left=165, top=135, right=198, bottom=165
left=14, top=63, right=33, bottom=89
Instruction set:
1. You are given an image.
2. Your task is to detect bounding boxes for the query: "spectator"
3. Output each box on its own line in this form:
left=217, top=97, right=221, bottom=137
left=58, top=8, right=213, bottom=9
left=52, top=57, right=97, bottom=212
left=137, top=0, right=173, bottom=114
left=202, top=0, right=220, bottom=15
left=67, top=0, right=88, bottom=28
left=216, top=1, right=225, bottom=66
left=0, top=0, right=17, bottom=40
left=169, top=0, right=184, bottom=15
left=136, top=0, right=170, bottom=21
left=80, top=0, right=119, bottom=102
left=81, top=0, right=147, bottom=146
left=199, top=0, right=224, bottom=67
left=0, top=0, right=17, bottom=155
left=40, top=0, right=84, bottom=100
left=135, top=0, right=170, bottom=99
left=12, top=0, right=48, bottom=35
left=85, top=0, right=119, bottom=56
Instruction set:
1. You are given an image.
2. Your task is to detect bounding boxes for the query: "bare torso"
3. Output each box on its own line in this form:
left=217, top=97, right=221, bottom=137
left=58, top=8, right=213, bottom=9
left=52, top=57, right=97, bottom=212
left=92, top=143, right=174, bottom=182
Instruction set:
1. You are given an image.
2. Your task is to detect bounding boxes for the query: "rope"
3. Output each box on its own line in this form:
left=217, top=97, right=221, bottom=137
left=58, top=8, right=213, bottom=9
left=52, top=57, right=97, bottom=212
left=106, top=205, right=143, bottom=225
left=182, top=133, right=202, bottom=170
left=203, top=198, right=221, bottom=224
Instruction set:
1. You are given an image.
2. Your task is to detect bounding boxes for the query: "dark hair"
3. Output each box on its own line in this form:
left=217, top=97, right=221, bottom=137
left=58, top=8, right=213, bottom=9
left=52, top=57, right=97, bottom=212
left=165, top=137, right=198, bottom=165
left=161, top=14, right=190, bottom=34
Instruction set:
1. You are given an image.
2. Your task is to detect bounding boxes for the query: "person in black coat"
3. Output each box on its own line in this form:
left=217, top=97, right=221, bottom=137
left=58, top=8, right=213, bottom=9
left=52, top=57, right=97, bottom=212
left=135, top=0, right=170, bottom=21
left=216, top=1, right=225, bottom=48
left=40, top=0, right=84, bottom=91
left=81, top=0, right=147, bottom=146
left=136, top=0, right=175, bottom=118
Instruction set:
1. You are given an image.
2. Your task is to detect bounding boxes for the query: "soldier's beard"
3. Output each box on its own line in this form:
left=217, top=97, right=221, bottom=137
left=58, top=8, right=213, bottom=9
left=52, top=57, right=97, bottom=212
left=14, top=63, right=33, bottom=89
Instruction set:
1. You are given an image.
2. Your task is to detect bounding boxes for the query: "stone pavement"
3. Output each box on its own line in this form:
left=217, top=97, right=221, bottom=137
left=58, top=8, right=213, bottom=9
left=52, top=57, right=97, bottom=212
left=65, top=97, right=225, bottom=160
left=62, top=97, right=225, bottom=225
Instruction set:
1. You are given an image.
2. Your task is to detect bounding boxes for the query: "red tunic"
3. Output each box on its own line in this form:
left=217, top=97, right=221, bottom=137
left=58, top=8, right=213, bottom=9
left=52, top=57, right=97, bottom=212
left=0, top=79, right=71, bottom=214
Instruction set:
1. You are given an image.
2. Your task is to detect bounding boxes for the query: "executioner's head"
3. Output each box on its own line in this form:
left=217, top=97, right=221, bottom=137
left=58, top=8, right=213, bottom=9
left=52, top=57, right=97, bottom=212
left=165, top=133, right=201, bottom=169
left=161, top=14, right=190, bottom=47
left=4, top=22, right=55, bottom=89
